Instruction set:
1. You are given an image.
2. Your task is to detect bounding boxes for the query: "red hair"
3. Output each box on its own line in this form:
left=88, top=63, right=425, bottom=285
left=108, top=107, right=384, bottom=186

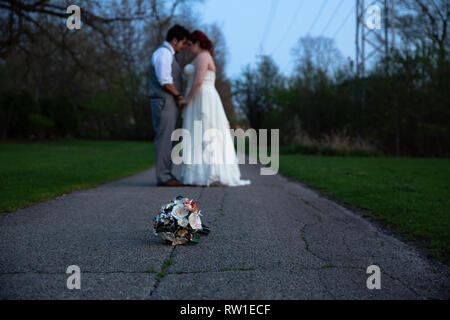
left=189, top=30, right=214, bottom=56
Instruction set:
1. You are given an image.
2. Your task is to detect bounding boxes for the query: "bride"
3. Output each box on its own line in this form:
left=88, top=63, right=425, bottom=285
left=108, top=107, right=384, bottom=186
left=179, top=30, right=250, bottom=187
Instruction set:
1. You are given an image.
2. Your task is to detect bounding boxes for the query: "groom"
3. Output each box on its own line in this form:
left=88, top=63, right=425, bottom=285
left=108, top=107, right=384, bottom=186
left=150, top=25, right=190, bottom=187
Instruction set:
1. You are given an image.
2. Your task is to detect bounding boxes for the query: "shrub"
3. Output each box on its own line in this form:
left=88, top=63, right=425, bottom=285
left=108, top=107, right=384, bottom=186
left=28, top=113, right=55, bottom=139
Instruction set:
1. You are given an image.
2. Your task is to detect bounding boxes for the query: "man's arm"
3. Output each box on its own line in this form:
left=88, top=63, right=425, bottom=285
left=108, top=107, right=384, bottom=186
left=163, top=84, right=185, bottom=108
left=153, top=49, right=184, bottom=106
left=162, top=83, right=182, bottom=98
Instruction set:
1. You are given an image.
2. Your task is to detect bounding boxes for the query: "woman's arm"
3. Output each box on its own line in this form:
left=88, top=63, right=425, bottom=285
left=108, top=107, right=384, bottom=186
left=185, top=53, right=210, bottom=104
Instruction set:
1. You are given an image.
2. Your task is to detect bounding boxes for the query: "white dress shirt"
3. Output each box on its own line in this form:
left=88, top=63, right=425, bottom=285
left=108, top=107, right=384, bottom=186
left=151, top=41, right=175, bottom=86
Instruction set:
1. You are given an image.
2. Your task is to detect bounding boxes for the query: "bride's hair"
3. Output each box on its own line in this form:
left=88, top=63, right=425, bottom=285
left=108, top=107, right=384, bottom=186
left=189, top=30, right=214, bottom=57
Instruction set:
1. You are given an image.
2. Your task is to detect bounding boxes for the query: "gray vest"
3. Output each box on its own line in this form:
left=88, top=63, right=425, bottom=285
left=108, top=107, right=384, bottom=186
left=149, top=43, right=183, bottom=99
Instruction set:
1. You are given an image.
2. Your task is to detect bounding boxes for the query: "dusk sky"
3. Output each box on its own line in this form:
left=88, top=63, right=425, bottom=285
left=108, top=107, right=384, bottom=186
left=194, top=0, right=358, bottom=79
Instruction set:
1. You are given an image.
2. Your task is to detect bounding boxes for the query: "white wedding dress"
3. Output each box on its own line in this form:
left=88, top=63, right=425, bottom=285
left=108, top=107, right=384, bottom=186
left=180, top=64, right=251, bottom=187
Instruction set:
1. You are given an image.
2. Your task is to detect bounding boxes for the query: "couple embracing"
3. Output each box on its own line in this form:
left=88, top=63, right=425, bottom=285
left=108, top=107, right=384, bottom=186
left=150, top=25, right=250, bottom=188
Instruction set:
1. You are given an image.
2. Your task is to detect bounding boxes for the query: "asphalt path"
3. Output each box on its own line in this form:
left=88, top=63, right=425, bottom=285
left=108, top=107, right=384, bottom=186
left=0, top=162, right=448, bottom=299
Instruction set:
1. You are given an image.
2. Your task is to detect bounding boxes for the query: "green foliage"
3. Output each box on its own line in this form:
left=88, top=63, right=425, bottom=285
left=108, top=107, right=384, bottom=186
left=0, top=1, right=232, bottom=144
left=162, top=259, right=173, bottom=269
left=38, top=93, right=79, bottom=137
left=233, top=43, right=449, bottom=157
left=83, top=91, right=119, bottom=116
left=233, top=55, right=284, bottom=130
left=0, top=71, right=153, bottom=142
left=280, top=145, right=381, bottom=157
left=0, top=90, right=39, bottom=138
left=28, top=113, right=55, bottom=139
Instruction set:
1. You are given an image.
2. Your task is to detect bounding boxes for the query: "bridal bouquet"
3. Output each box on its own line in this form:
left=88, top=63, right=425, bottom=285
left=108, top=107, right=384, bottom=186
left=153, top=196, right=209, bottom=246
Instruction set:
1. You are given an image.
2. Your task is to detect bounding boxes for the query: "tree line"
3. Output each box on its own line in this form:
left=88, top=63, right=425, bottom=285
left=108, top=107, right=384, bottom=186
left=0, top=0, right=448, bottom=157
left=233, top=0, right=449, bottom=157
left=0, top=0, right=235, bottom=141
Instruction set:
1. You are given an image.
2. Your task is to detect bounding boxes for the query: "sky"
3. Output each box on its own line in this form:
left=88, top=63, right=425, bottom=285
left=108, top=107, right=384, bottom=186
left=195, top=0, right=357, bottom=79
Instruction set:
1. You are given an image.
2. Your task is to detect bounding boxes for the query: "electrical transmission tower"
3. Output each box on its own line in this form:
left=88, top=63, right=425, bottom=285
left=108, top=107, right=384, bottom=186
left=355, top=0, right=396, bottom=77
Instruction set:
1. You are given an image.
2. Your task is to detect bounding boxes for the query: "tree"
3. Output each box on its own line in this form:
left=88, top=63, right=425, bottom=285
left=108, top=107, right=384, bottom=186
left=0, top=0, right=239, bottom=142
left=256, top=55, right=284, bottom=121
left=291, top=35, right=345, bottom=79
left=396, top=0, right=449, bottom=58
left=202, top=23, right=236, bottom=125
left=233, top=55, right=284, bottom=130
left=233, top=65, right=261, bottom=129
left=0, top=0, right=146, bottom=64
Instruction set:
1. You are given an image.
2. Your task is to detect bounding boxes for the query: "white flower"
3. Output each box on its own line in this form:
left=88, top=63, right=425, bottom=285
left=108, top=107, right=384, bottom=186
left=177, top=217, right=189, bottom=228
left=165, top=202, right=175, bottom=210
left=188, top=212, right=202, bottom=230
left=174, top=198, right=185, bottom=207
left=171, top=205, right=187, bottom=220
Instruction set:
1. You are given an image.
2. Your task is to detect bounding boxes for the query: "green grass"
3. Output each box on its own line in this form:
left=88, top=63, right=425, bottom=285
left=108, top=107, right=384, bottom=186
left=279, top=154, right=450, bottom=264
left=161, top=259, right=172, bottom=269
left=0, top=139, right=154, bottom=214
left=155, top=259, right=173, bottom=281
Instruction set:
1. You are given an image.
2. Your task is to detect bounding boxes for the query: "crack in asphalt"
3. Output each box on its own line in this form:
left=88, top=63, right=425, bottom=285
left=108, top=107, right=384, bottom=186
left=300, top=223, right=329, bottom=263
left=0, top=271, right=167, bottom=275
left=340, top=227, right=424, bottom=299
left=171, top=267, right=257, bottom=275
left=148, top=241, right=176, bottom=297
left=301, top=224, right=423, bottom=299
left=167, top=266, right=370, bottom=275
left=0, top=266, right=374, bottom=276
left=147, top=187, right=207, bottom=298
left=210, top=187, right=228, bottom=227
left=317, top=270, right=337, bottom=299
left=381, top=269, right=423, bottom=299
left=287, top=191, right=327, bottom=216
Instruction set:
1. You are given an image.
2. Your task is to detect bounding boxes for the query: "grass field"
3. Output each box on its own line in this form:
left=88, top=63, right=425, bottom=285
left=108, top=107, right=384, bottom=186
left=0, top=140, right=154, bottom=214
left=279, top=154, right=450, bottom=264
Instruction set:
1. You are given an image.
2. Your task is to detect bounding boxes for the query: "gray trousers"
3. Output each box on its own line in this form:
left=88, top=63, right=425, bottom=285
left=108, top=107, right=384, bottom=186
left=151, top=96, right=179, bottom=184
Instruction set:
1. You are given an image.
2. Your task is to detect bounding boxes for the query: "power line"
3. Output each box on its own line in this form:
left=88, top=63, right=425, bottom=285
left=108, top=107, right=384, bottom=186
left=260, top=0, right=279, bottom=53
left=320, top=0, right=344, bottom=36
left=282, top=1, right=351, bottom=75
left=333, top=3, right=355, bottom=39
left=270, top=0, right=304, bottom=55
left=281, top=0, right=329, bottom=75
left=307, top=0, right=329, bottom=35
